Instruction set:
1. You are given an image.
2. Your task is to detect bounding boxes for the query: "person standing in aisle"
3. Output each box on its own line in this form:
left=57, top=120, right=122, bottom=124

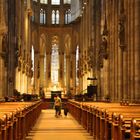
left=54, top=94, right=62, bottom=117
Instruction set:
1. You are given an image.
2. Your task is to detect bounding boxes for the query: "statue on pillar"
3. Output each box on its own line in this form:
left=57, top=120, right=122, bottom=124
left=118, top=14, right=126, bottom=50
left=101, top=36, right=108, bottom=59
left=118, top=0, right=126, bottom=51
left=1, top=33, right=8, bottom=67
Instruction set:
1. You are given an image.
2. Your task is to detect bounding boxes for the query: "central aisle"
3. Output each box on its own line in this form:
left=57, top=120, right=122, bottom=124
left=25, top=110, right=93, bottom=140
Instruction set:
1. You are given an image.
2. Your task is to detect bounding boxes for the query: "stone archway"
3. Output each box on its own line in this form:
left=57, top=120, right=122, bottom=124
left=64, top=34, right=71, bottom=95
left=39, top=33, right=47, bottom=89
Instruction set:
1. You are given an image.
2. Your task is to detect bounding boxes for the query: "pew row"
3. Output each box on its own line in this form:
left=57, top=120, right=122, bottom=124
left=67, top=100, right=140, bottom=140
left=0, top=101, right=42, bottom=140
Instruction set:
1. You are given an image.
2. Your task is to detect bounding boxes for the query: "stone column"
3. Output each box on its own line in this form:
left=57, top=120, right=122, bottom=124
left=66, top=54, right=70, bottom=94
left=123, top=51, right=128, bottom=100
left=0, top=36, right=3, bottom=97
left=110, top=0, right=115, bottom=101
left=79, top=15, right=84, bottom=94
left=118, top=47, right=123, bottom=100
left=39, top=54, right=44, bottom=88
left=130, top=0, right=135, bottom=101
left=59, top=52, right=64, bottom=89
left=15, top=68, right=19, bottom=90
left=114, top=0, right=119, bottom=101
left=7, top=0, right=16, bottom=96
left=46, top=52, right=51, bottom=89
left=95, top=0, right=101, bottom=101
left=72, top=52, right=76, bottom=95
left=24, top=74, right=27, bottom=93
left=134, top=0, right=140, bottom=100
left=34, top=51, right=39, bottom=94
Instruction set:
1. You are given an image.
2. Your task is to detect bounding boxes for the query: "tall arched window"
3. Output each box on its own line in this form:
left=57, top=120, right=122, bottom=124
left=76, top=45, right=79, bottom=86
left=40, top=9, right=44, bottom=24
left=56, top=10, right=59, bottom=24
left=44, top=11, right=46, bottom=24
left=44, top=51, right=46, bottom=80
left=68, top=9, right=71, bottom=23
left=51, top=0, right=60, bottom=5
left=51, top=44, right=59, bottom=84
left=64, top=53, right=66, bottom=86
left=32, top=7, right=36, bottom=23
left=65, top=11, right=68, bottom=24
left=52, top=10, right=55, bottom=24
left=64, top=9, right=71, bottom=24
left=52, top=10, right=59, bottom=24
left=31, top=46, right=35, bottom=86
left=32, top=14, right=35, bottom=22
left=40, top=9, right=46, bottom=24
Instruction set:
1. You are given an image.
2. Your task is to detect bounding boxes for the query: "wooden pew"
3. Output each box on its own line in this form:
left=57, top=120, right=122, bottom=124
left=0, top=101, right=42, bottom=140
left=131, top=119, right=140, bottom=140
left=67, top=100, right=140, bottom=140
left=85, top=103, right=140, bottom=140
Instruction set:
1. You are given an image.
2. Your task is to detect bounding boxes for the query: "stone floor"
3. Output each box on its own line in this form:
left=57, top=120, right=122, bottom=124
left=25, top=110, right=93, bottom=140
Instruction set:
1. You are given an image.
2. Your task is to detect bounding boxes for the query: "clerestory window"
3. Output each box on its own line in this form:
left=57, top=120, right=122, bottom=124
left=52, top=10, right=59, bottom=24
left=51, top=44, right=59, bottom=84
left=65, top=9, right=71, bottom=24
left=51, top=0, right=60, bottom=5
left=40, top=8, right=46, bottom=24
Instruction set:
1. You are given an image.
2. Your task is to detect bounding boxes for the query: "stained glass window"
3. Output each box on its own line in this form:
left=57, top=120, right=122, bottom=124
left=44, top=52, right=46, bottom=79
left=51, top=0, right=60, bottom=5
left=52, top=10, right=59, bottom=24
left=31, top=46, right=35, bottom=85
left=64, top=53, right=66, bottom=86
left=65, top=11, right=68, bottom=24
left=65, top=9, right=71, bottom=24
left=76, top=45, right=79, bottom=86
left=52, top=10, right=55, bottom=24
left=40, top=9, right=46, bottom=24
left=56, top=10, right=59, bottom=24
left=51, top=44, right=59, bottom=84
left=40, top=9, right=44, bottom=24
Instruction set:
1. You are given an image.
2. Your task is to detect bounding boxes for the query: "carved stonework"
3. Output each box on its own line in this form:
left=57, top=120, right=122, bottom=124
left=0, top=33, right=8, bottom=67
left=97, top=51, right=103, bottom=69
left=25, top=63, right=28, bottom=76
left=30, top=69, right=33, bottom=78
left=15, top=37, right=19, bottom=68
left=87, top=43, right=96, bottom=70
left=97, top=37, right=108, bottom=70
left=37, top=61, right=40, bottom=78
left=118, top=0, right=126, bottom=51
left=118, top=14, right=126, bottom=50
left=101, top=9, right=108, bottom=60
left=101, top=36, right=108, bottom=59
left=18, top=57, right=21, bottom=71
left=22, top=61, right=25, bottom=74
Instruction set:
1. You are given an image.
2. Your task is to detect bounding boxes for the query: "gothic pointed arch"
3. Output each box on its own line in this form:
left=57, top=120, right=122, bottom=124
left=64, top=34, right=71, bottom=54
left=40, top=33, right=47, bottom=54
left=32, top=30, right=38, bottom=52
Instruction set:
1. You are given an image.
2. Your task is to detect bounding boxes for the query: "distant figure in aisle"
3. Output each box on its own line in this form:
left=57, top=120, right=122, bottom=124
left=63, top=103, right=69, bottom=117
left=54, top=94, right=62, bottom=117
left=39, top=87, right=45, bottom=100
